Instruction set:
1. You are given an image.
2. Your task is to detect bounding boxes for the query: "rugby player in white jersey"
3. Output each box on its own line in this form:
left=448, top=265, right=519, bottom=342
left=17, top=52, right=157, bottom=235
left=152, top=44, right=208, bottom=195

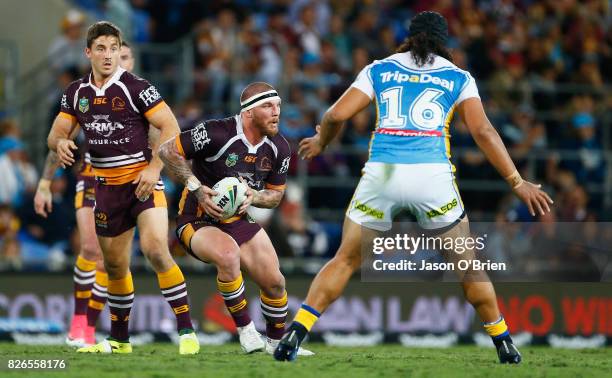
left=275, top=11, right=552, bottom=364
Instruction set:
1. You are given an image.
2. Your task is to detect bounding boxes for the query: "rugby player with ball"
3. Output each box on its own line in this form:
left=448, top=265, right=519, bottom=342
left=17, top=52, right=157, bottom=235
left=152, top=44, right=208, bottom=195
left=159, top=82, right=312, bottom=356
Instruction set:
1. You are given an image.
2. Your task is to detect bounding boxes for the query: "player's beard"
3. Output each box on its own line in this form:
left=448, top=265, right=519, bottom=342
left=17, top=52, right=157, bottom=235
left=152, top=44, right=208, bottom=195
left=255, top=117, right=279, bottom=137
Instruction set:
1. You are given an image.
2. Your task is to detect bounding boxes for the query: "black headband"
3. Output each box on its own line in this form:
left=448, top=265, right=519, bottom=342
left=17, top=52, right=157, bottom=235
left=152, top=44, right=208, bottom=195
left=240, top=90, right=280, bottom=111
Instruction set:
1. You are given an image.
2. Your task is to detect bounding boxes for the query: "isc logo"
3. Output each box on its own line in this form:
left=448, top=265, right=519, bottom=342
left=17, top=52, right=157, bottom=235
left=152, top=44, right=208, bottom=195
left=94, top=97, right=107, bottom=105
left=244, top=155, right=257, bottom=163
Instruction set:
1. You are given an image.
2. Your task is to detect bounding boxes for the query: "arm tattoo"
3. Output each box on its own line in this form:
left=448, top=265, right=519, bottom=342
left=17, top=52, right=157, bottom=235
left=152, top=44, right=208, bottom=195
left=252, top=189, right=284, bottom=209
left=193, top=186, right=208, bottom=205
left=41, top=151, right=61, bottom=180
left=158, top=138, right=194, bottom=185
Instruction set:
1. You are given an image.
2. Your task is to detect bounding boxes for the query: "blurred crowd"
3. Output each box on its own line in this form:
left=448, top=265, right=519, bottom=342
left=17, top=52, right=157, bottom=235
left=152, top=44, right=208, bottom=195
left=1, top=0, right=611, bottom=276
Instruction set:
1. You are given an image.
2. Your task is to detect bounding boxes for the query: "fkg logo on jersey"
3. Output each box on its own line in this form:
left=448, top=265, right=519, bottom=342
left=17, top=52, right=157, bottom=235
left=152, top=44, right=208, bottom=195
left=380, top=71, right=454, bottom=91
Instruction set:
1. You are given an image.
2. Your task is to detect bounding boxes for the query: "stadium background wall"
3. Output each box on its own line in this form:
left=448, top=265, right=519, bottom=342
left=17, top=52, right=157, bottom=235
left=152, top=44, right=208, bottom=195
left=1, top=274, right=611, bottom=347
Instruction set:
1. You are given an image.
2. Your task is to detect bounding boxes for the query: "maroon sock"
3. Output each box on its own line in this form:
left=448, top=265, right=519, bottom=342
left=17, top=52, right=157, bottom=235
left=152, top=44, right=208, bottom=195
left=260, top=292, right=288, bottom=340
left=217, top=274, right=251, bottom=327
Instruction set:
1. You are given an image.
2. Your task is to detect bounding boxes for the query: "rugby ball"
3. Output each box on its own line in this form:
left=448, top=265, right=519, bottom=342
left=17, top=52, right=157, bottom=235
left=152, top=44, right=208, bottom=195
left=211, top=177, right=248, bottom=220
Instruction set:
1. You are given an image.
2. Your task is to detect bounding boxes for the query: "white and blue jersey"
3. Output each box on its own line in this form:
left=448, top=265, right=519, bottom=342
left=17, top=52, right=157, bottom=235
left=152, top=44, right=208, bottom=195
left=351, top=53, right=480, bottom=166
left=346, top=53, right=478, bottom=231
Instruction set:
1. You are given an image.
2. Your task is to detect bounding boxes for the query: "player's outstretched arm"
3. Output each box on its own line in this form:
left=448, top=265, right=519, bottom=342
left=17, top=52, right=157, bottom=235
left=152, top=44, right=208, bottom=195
left=458, top=97, right=553, bottom=216
left=299, top=87, right=370, bottom=159
left=158, top=137, right=223, bottom=219
left=48, top=115, right=79, bottom=168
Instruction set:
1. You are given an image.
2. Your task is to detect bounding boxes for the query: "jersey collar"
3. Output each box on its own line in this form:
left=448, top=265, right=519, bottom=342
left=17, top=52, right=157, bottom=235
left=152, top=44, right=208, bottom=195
left=235, top=114, right=268, bottom=154
left=86, top=67, right=126, bottom=96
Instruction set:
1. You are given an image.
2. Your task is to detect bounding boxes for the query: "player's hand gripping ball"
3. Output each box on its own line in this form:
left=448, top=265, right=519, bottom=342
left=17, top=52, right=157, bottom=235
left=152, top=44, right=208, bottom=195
left=211, top=177, right=248, bottom=220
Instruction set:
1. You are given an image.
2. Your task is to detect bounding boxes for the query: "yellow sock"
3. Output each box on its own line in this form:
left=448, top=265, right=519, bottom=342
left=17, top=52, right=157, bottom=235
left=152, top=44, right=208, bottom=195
left=108, top=272, right=134, bottom=295
left=76, top=255, right=96, bottom=271
left=157, top=264, right=184, bottom=289
left=95, top=271, right=108, bottom=287
left=484, top=316, right=509, bottom=338
left=294, top=304, right=320, bottom=332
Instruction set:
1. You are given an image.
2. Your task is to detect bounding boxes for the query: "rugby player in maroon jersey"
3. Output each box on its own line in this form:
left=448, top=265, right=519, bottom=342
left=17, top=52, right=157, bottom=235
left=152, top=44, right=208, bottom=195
left=34, top=41, right=136, bottom=349
left=159, top=82, right=312, bottom=356
left=46, top=21, right=199, bottom=355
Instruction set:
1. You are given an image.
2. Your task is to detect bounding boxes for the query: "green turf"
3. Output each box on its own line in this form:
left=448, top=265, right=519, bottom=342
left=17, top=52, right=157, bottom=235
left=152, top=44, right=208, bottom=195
left=0, top=343, right=610, bottom=378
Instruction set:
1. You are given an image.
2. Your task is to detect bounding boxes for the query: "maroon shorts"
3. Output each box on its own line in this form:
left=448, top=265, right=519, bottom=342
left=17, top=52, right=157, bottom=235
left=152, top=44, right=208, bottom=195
left=176, top=214, right=261, bottom=262
left=93, top=180, right=167, bottom=237
left=74, top=174, right=96, bottom=210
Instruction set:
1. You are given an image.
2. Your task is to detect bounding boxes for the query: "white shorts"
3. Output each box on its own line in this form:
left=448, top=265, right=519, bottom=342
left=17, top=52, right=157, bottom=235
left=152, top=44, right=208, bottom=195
left=346, top=162, right=465, bottom=231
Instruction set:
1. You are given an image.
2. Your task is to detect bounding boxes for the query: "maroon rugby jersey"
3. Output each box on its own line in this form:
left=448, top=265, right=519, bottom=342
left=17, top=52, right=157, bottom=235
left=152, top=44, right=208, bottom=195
left=176, top=115, right=291, bottom=219
left=59, top=67, right=165, bottom=185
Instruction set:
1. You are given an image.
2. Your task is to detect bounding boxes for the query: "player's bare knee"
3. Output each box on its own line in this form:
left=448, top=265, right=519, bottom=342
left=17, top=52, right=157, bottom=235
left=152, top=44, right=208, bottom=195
left=95, top=259, right=106, bottom=272
left=103, top=259, right=128, bottom=278
left=80, top=241, right=101, bottom=261
left=146, top=252, right=171, bottom=272
left=139, top=234, right=168, bottom=256
left=261, top=273, right=285, bottom=298
left=214, top=248, right=240, bottom=274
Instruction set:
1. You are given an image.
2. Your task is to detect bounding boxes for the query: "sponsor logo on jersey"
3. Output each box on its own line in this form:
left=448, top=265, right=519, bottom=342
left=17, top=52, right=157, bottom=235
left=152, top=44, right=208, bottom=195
left=88, top=137, right=131, bottom=145
left=380, top=71, right=454, bottom=91
left=93, top=97, right=107, bottom=105
left=244, top=155, right=257, bottom=163
left=138, top=85, right=161, bottom=106
left=83, top=114, right=125, bottom=137
left=191, top=123, right=211, bottom=151
left=354, top=201, right=384, bottom=219
left=78, top=97, right=89, bottom=113
left=278, top=157, right=290, bottom=174
left=377, top=128, right=442, bottom=137
left=426, top=198, right=458, bottom=219
left=112, top=97, right=126, bottom=111
left=61, top=94, right=68, bottom=109
left=237, top=172, right=261, bottom=189
left=225, top=153, right=238, bottom=167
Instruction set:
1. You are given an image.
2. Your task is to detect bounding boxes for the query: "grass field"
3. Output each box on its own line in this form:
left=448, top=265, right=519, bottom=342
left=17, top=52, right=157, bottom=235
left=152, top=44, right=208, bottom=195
left=1, top=343, right=610, bottom=377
